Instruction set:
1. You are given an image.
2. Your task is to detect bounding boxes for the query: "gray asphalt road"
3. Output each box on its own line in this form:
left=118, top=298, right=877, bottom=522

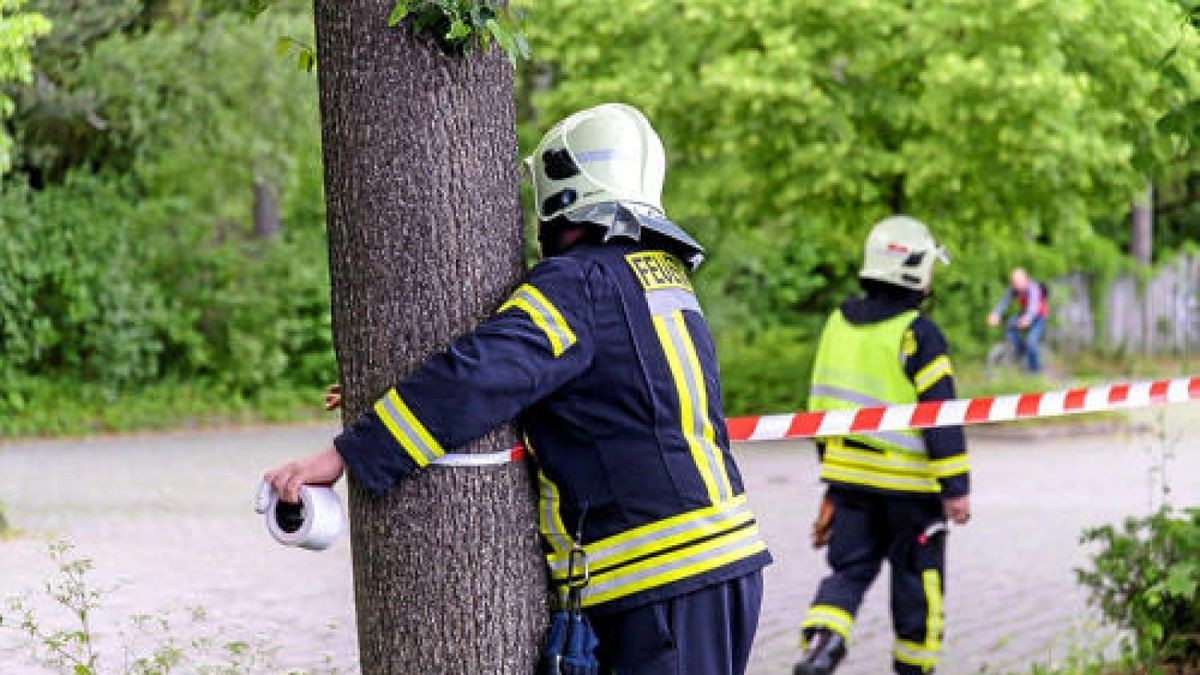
left=1, top=405, right=1197, bottom=674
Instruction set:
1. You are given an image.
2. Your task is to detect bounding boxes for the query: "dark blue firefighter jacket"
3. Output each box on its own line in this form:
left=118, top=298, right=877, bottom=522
left=334, top=242, right=771, bottom=614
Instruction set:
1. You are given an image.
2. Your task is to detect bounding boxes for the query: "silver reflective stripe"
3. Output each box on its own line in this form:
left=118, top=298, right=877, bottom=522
left=663, top=314, right=731, bottom=502
left=582, top=525, right=762, bottom=601
left=810, top=385, right=889, bottom=409
left=646, top=288, right=702, bottom=317
left=868, top=430, right=926, bottom=453
left=377, top=394, right=440, bottom=464
left=514, top=288, right=573, bottom=350
left=811, top=385, right=926, bottom=452
left=548, top=499, right=752, bottom=574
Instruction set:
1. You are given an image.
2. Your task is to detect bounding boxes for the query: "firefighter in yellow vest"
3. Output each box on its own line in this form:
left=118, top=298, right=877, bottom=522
left=794, top=216, right=971, bottom=675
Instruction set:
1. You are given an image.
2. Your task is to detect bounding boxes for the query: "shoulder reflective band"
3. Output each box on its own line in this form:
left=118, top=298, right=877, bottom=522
left=429, top=375, right=1200, bottom=466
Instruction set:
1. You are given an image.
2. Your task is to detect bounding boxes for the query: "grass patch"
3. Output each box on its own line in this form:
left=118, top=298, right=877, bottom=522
left=0, top=377, right=328, bottom=440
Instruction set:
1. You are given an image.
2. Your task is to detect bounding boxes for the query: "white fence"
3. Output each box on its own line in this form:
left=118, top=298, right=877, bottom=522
left=1049, top=253, right=1200, bottom=355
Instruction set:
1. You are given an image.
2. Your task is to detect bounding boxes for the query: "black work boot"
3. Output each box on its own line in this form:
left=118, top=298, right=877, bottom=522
left=793, top=628, right=847, bottom=675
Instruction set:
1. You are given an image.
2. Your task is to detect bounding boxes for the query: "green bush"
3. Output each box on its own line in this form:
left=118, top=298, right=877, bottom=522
left=1077, top=508, right=1200, bottom=668
left=716, top=326, right=816, bottom=417
left=0, top=7, right=335, bottom=435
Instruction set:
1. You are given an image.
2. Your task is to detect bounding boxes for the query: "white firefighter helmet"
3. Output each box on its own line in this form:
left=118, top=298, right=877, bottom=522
left=859, top=215, right=950, bottom=291
left=526, top=103, right=705, bottom=269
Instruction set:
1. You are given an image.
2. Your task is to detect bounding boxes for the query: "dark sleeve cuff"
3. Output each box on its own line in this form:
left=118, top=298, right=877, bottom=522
left=333, top=410, right=421, bottom=495
left=939, top=473, right=970, bottom=499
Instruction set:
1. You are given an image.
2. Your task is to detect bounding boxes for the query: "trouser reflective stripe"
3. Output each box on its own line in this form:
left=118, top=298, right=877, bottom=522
left=801, top=604, right=854, bottom=641
left=894, top=639, right=938, bottom=668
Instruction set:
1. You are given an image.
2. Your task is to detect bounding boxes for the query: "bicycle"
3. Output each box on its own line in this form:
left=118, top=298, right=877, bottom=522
left=984, top=339, right=1054, bottom=379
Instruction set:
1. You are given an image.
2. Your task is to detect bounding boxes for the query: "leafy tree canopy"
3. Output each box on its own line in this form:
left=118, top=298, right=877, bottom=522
left=0, top=0, right=50, bottom=173
left=519, top=0, right=1200, bottom=352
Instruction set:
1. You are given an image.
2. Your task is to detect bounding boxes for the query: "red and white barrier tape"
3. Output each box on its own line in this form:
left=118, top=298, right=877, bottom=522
left=725, top=375, right=1200, bottom=443
left=431, top=375, right=1200, bottom=467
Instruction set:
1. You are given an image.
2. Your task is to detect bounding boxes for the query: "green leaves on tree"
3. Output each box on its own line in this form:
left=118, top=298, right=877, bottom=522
left=0, top=0, right=51, bottom=174
left=389, top=0, right=529, bottom=65
left=276, top=35, right=315, bottom=72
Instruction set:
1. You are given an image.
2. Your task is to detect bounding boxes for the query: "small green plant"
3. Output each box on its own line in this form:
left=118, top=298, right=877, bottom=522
left=1, top=539, right=327, bottom=674
left=1076, top=508, right=1200, bottom=669
left=2, top=539, right=103, bottom=673
left=389, top=0, right=529, bottom=64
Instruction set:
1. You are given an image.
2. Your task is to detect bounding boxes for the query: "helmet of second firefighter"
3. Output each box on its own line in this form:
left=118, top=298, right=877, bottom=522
left=859, top=215, right=949, bottom=292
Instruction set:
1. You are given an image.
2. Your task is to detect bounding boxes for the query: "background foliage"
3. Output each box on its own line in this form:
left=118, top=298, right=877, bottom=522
left=0, top=0, right=1198, bottom=436
left=0, top=0, right=50, bottom=172
left=516, top=0, right=1200, bottom=411
left=1077, top=508, right=1200, bottom=668
left=0, top=0, right=331, bottom=435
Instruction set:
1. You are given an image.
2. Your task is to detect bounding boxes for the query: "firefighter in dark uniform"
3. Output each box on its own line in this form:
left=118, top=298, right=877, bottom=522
left=793, top=216, right=971, bottom=675
left=264, top=103, right=771, bottom=675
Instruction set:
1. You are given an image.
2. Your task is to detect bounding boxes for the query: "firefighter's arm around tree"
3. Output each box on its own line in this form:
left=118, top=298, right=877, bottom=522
left=904, top=317, right=971, bottom=522
left=264, top=257, right=595, bottom=501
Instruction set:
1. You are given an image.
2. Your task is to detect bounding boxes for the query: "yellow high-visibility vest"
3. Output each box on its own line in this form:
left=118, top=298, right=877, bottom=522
left=809, top=309, right=940, bottom=494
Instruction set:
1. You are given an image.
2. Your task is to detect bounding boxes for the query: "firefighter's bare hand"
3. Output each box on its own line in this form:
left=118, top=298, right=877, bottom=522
left=943, top=495, right=971, bottom=525
left=986, top=312, right=1000, bottom=328
left=811, top=494, right=836, bottom=549
left=324, top=384, right=342, bottom=411
left=263, top=447, right=345, bottom=503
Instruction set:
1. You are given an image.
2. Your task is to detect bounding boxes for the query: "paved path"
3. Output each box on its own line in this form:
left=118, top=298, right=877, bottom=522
left=2, top=406, right=1198, bottom=674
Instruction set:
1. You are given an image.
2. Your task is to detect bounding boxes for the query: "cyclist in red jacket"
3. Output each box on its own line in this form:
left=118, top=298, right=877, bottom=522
left=987, top=267, right=1048, bottom=373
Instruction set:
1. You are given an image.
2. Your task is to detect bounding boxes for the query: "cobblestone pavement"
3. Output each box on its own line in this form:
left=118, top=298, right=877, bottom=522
left=2, top=406, right=1198, bottom=674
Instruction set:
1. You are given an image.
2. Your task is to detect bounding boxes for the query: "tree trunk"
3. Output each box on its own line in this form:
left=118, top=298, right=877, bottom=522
left=1132, top=182, right=1153, bottom=354
left=313, top=3, right=547, bottom=674
left=252, top=179, right=282, bottom=239
left=1131, top=182, right=1153, bottom=266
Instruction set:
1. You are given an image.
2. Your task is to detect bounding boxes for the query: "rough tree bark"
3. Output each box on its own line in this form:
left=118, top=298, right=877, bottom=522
left=1131, top=182, right=1154, bottom=266
left=1132, top=183, right=1154, bottom=354
left=252, top=179, right=282, bottom=239
left=313, top=2, right=547, bottom=673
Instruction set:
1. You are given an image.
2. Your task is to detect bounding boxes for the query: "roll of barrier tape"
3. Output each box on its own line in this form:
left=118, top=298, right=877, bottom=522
left=254, top=480, right=345, bottom=551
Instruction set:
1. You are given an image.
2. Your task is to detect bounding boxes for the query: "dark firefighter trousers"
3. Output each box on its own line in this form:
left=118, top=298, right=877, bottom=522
left=588, top=571, right=763, bottom=675
left=803, top=488, right=947, bottom=674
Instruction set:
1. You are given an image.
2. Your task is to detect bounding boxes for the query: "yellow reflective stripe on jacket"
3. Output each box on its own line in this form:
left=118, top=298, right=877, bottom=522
left=548, top=495, right=753, bottom=578
left=652, top=310, right=733, bottom=503
left=498, top=283, right=577, bottom=357
left=821, top=439, right=940, bottom=492
left=825, top=444, right=934, bottom=478
left=930, top=453, right=970, bottom=478
left=576, top=519, right=766, bottom=608
left=536, top=471, right=572, bottom=558
left=895, top=569, right=944, bottom=669
left=820, top=464, right=941, bottom=493
left=914, top=354, right=953, bottom=394
left=802, top=604, right=855, bottom=641
left=373, top=388, right=445, bottom=468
